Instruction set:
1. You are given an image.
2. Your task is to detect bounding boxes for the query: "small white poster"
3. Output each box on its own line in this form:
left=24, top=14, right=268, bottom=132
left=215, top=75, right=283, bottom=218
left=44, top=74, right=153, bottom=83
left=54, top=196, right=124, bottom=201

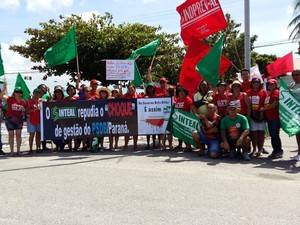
left=106, top=60, right=134, bottom=80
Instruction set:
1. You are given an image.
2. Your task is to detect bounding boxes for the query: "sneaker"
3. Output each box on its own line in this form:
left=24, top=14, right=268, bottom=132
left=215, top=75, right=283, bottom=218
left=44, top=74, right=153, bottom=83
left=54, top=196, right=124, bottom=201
left=290, top=154, right=300, bottom=161
left=0, top=149, right=5, bottom=155
left=243, top=153, right=251, bottom=161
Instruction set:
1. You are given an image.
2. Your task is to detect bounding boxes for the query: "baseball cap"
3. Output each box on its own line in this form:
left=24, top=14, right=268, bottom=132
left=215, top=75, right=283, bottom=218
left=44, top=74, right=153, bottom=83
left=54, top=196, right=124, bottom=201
left=33, top=88, right=41, bottom=93
left=228, top=101, right=239, bottom=108
left=159, top=77, right=167, bottom=83
left=90, top=79, right=99, bottom=86
left=267, top=79, right=277, bottom=85
left=14, top=87, right=23, bottom=93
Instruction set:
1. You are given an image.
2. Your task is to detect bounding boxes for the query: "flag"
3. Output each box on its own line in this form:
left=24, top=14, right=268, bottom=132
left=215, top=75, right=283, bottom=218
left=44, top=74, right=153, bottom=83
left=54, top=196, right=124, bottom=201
left=279, top=78, right=300, bottom=136
left=15, top=73, right=31, bottom=101
left=127, top=55, right=143, bottom=86
left=44, top=27, right=77, bottom=67
left=166, top=107, right=201, bottom=147
left=179, top=37, right=232, bottom=96
left=176, top=0, right=227, bottom=45
left=266, top=52, right=293, bottom=78
left=0, top=44, right=4, bottom=76
left=195, top=35, right=224, bottom=87
left=130, top=37, right=161, bottom=60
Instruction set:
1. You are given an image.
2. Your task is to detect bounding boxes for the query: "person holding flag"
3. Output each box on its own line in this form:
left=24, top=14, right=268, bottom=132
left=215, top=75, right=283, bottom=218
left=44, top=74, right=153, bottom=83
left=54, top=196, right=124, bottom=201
left=147, top=66, right=168, bottom=97
left=289, top=70, right=300, bottom=161
left=0, top=81, right=26, bottom=156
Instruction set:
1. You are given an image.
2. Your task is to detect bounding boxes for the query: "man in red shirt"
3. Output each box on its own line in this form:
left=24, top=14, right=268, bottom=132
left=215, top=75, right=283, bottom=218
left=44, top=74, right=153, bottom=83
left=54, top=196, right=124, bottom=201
left=89, top=79, right=100, bottom=99
left=241, top=68, right=251, bottom=92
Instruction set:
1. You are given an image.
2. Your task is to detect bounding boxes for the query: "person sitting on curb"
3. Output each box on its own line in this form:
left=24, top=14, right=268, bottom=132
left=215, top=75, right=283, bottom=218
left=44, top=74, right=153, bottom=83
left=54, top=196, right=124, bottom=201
left=220, top=101, right=251, bottom=161
left=192, top=103, right=221, bottom=159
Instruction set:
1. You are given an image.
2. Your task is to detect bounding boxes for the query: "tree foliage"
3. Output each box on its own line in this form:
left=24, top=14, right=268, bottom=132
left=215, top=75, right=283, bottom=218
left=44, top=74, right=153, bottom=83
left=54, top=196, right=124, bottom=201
left=10, top=12, right=279, bottom=85
left=10, top=13, right=184, bottom=85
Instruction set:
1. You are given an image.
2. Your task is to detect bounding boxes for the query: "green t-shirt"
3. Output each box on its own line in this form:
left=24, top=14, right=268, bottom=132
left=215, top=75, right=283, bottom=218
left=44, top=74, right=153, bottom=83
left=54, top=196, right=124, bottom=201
left=221, top=114, right=250, bottom=140
left=42, top=93, right=51, bottom=101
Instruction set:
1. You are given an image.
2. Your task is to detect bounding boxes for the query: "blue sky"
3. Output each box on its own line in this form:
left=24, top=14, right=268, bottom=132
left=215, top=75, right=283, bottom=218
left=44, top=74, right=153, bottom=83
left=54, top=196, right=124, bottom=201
left=0, top=0, right=298, bottom=76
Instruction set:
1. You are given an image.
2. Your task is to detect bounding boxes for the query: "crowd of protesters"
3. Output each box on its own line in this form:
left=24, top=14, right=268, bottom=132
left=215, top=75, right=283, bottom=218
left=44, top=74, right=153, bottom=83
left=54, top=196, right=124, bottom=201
left=0, top=68, right=299, bottom=162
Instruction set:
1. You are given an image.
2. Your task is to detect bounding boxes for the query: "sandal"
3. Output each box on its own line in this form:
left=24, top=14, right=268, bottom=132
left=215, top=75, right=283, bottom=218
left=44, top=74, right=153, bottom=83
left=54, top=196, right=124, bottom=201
left=249, top=151, right=257, bottom=157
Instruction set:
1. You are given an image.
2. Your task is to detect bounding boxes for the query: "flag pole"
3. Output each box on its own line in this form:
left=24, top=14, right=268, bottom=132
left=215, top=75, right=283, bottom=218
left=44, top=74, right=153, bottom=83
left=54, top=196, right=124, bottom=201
left=76, top=55, right=80, bottom=74
left=149, top=55, right=156, bottom=68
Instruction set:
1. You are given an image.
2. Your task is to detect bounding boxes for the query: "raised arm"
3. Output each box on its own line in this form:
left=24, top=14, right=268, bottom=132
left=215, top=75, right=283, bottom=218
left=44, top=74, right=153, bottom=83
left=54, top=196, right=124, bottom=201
left=0, top=80, right=8, bottom=101
left=147, top=66, right=153, bottom=83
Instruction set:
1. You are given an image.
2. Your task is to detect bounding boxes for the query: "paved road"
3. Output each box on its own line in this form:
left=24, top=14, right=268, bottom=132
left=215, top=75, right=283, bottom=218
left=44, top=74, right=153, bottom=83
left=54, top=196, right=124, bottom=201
left=0, top=129, right=299, bottom=225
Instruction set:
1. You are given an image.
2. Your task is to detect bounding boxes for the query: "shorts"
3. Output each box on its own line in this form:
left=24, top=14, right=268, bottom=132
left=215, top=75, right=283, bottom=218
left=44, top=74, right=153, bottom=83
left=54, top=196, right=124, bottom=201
left=250, top=119, right=266, bottom=131
left=5, top=117, right=23, bottom=131
left=27, top=119, right=41, bottom=133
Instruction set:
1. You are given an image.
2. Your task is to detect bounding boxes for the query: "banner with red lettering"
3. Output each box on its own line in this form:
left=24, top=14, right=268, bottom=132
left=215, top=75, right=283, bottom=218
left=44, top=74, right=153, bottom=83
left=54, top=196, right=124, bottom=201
left=179, top=37, right=232, bottom=96
left=41, top=98, right=172, bottom=140
left=176, top=0, right=228, bottom=45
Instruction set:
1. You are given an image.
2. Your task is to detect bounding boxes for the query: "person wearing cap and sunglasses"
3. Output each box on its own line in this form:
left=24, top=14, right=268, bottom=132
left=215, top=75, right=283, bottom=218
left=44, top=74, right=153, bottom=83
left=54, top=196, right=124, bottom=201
left=0, top=81, right=26, bottom=157
left=289, top=70, right=300, bottom=161
left=26, top=88, right=43, bottom=154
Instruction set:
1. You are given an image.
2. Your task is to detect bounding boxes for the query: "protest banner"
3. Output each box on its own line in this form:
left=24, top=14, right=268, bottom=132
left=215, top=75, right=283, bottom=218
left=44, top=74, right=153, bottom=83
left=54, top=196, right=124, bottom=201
left=106, top=60, right=135, bottom=80
left=279, top=78, right=300, bottom=136
left=41, top=97, right=172, bottom=141
left=137, top=98, right=172, bottom=134
left=167, top=108, right=201, bottom=147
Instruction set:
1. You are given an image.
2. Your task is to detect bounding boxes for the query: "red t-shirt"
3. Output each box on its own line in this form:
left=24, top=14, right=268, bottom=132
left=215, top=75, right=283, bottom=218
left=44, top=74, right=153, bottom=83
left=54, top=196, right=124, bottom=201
left=63, top=95, right=79, bottom=101
left=122, top=93, right=143, bottom=99
left=26, top=98, right=41, bottom=125
left=154, top=85, right=167, bottom=97
left=264, top=89, right=279, bottom=121
left=174, top=96, right=194, bottom=112
left=246, top=89, right=267, bottom=111
left=201, top=113, right=221, bottom=140
left=212, top=93, right=228, bottom=118
left=242, top=81, right=251, bottom=92
left=227, top=93, right=247, bottom=116
left=6, top=97, right=26, bottom=118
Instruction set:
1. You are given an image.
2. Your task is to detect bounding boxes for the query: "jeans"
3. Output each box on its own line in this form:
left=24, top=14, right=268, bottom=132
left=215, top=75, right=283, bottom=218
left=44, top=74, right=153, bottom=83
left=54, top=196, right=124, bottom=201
left=197, top=130, right=220, bottom=156
left=267, top=119, right=283, bottom=154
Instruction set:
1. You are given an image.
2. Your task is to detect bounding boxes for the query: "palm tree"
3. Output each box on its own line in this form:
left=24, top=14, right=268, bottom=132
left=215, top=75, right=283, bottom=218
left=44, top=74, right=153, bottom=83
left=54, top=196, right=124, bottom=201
left=288, top=0, right=300, bottom=40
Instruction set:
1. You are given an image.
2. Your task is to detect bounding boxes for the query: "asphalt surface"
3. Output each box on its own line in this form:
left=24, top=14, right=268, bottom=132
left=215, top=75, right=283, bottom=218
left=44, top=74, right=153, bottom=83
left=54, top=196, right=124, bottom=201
left=0, top=127, right=300, bottom=225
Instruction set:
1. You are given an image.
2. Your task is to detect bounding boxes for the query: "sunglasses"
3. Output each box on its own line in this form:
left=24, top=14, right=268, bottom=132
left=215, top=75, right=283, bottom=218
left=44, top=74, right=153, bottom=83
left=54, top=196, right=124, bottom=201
left=232, top=85, right=240, bottom=88
left=252, top=81, right=260, bottom=83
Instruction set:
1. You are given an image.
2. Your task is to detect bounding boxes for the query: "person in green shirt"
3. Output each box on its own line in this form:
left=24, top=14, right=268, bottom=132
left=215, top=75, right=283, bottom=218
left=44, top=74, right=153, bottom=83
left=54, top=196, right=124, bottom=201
left=220, top=101, right=251, bottom=161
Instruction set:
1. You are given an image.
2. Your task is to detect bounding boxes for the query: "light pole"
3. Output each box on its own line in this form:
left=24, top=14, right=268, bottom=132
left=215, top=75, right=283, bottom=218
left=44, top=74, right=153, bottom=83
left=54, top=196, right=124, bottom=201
left=244, top=0, right=251, bottom=70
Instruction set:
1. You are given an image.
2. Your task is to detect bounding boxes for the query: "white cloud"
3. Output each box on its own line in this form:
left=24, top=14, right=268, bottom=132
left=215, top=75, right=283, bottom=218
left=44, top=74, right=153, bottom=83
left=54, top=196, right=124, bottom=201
left=1, top=40, right=37, bottom=74
left=26, top=0, right=73, bottom=13
left=0, top=0, right=20, bottom=9
left=81, top=11, right=100, bottom=22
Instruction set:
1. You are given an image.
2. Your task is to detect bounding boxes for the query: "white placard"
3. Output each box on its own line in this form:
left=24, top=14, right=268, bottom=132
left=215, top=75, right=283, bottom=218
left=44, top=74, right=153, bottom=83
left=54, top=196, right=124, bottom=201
left=106, top=60, right=134, bottom=80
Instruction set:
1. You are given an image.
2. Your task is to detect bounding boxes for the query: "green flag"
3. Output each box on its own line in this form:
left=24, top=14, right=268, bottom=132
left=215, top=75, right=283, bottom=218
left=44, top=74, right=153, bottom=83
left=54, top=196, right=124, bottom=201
left=127, top=56, right=143, bottom=86
left=195, top=35, right=225, bottom=87
left=15, top=73, right=31, bottom=101
left=130, top=37, right=160, bottom=60
left=0, top=44, right=4, bottom=76
left=279, top=78, right=300, bottom=136
left=44, top=27, right=77, bottom=67
left=166, top=107, right=201, bottom=147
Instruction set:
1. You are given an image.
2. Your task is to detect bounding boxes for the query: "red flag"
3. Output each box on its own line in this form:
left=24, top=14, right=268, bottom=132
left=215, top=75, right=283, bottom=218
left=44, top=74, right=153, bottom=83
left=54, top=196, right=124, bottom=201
left=266, top=52, right=294, bottom=78
left=179, top=37, right=232, bottom=96
left=176, top=0, right=227, bottom=46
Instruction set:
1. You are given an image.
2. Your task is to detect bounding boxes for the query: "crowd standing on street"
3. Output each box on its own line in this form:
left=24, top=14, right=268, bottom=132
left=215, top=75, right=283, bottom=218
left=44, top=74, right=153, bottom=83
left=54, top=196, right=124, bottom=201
left=0, top=68, right=299, bottom=162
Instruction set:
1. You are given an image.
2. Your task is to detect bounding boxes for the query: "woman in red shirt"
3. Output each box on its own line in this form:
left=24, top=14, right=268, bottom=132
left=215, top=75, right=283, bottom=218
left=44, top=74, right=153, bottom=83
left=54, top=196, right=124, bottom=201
left=174, top=85, right=197, bottom=152
left=227, top=80, right=251, bottom=117
left=261, top=79, right=283, bottom=159
left=0, top=82, right=26, bottom=156
left=26, top=88, right=43, bottom=154
left=212, top=80, right=229, bottom=118
left=246, top=78, right=268, bottom=157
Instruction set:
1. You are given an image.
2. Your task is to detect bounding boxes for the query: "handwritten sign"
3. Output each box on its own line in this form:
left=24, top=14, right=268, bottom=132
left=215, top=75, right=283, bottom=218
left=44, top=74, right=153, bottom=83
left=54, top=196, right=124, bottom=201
left=106, top=60, right=134, bottom=80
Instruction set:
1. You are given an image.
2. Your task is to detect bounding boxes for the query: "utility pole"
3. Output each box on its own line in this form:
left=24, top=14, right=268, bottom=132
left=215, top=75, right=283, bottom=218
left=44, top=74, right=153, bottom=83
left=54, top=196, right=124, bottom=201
left=244, top=0, right=251, bottom=70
